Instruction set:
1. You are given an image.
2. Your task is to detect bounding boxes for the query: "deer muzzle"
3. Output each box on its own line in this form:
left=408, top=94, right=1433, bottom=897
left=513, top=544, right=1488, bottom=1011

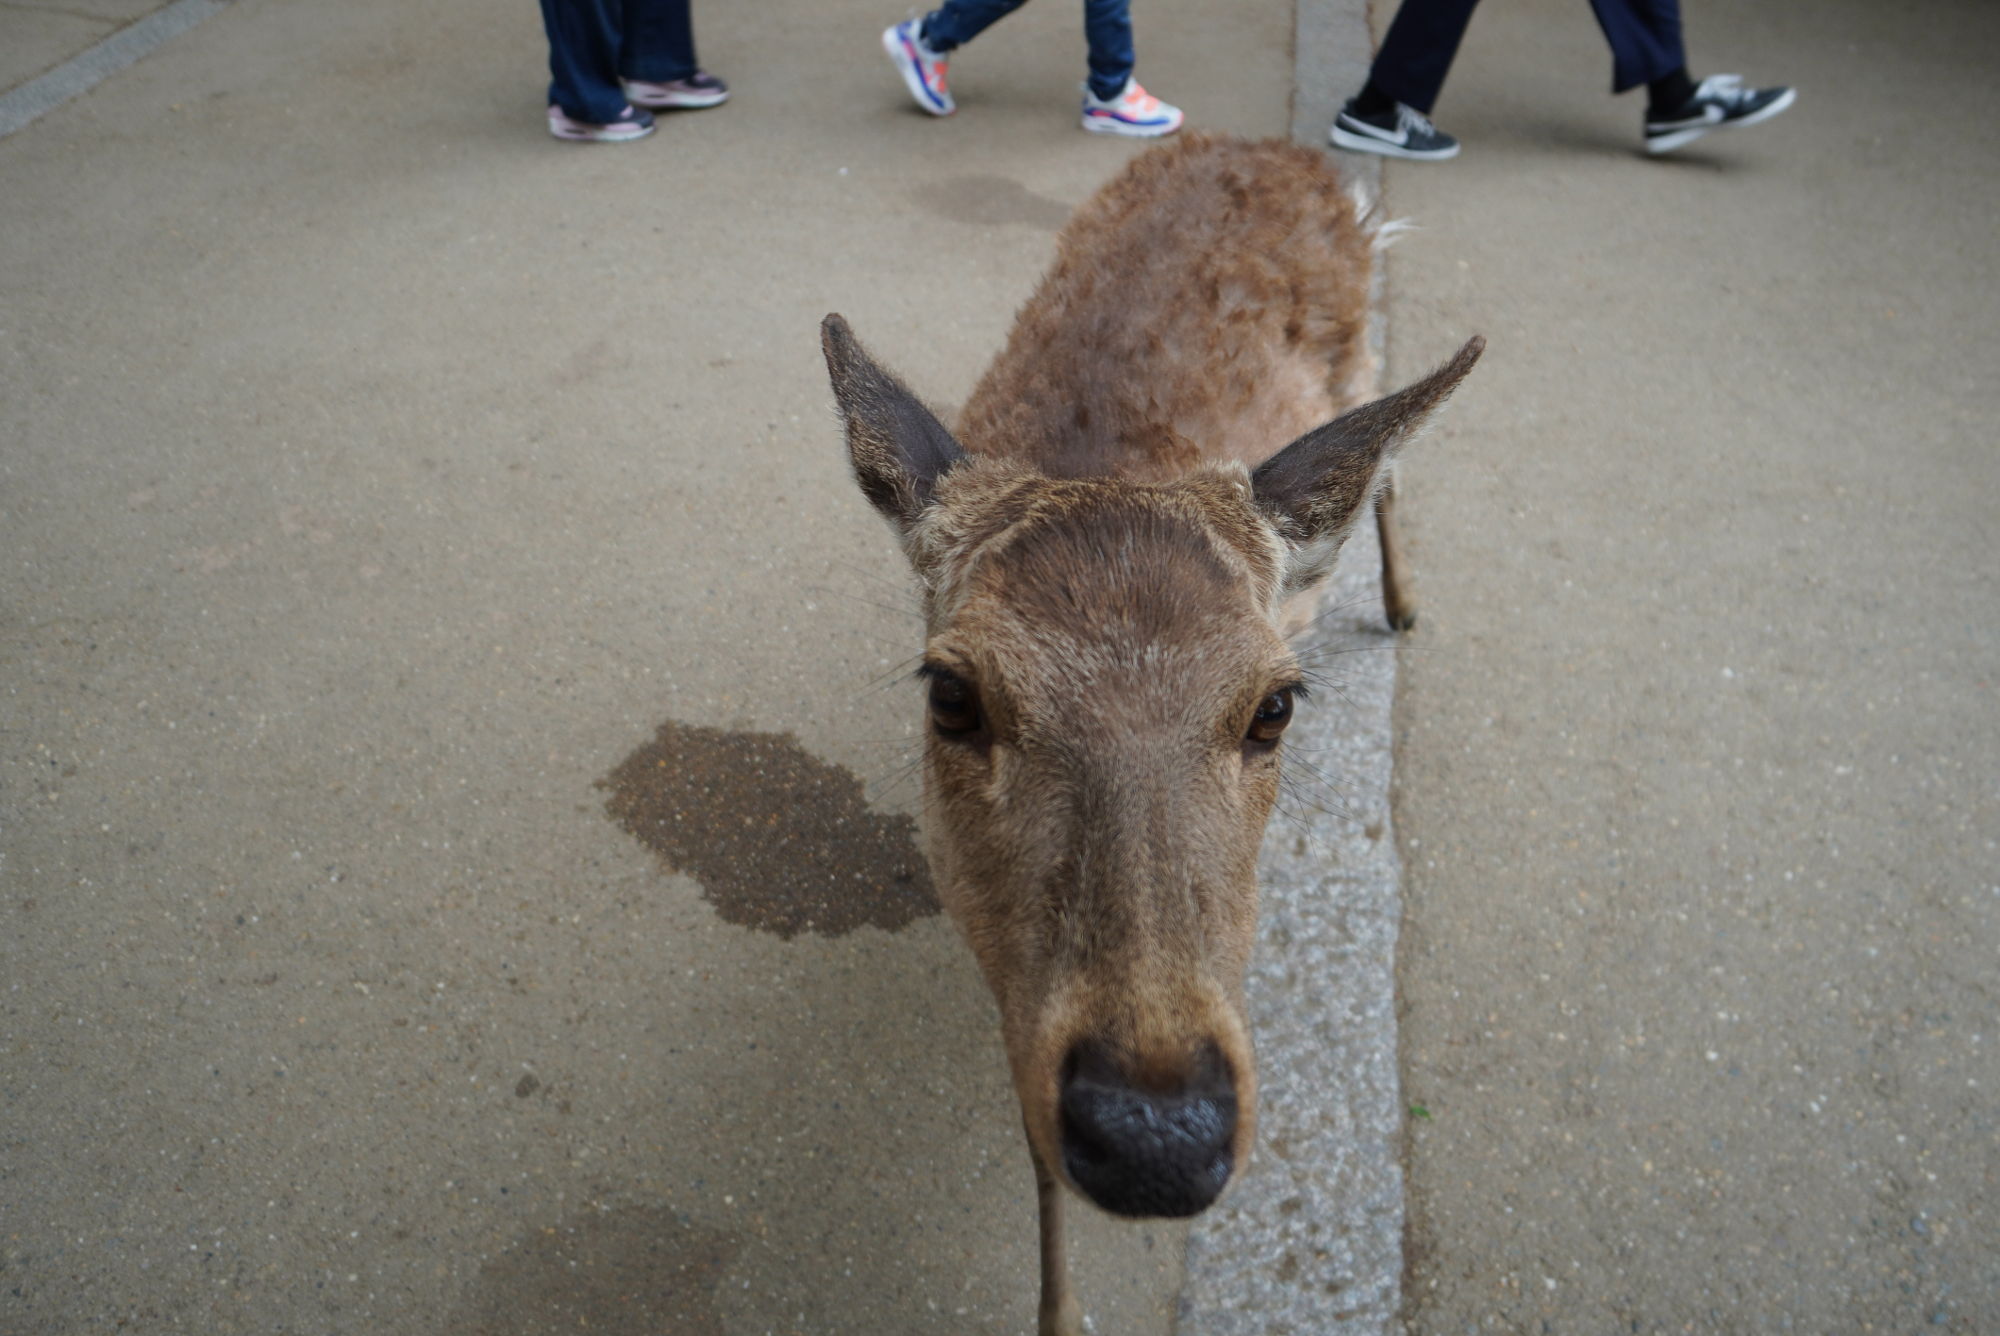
left=1057, top=1037, right=1238, bottom=1218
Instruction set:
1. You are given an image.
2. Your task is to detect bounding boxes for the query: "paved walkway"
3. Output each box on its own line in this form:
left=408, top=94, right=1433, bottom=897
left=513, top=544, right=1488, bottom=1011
left=0, top=0, right=1342, bottom=1331
left=5, top=0, right=1996, bottom=1331
left=0, top=0, right=222, bottom=136
left=1376, top=0, right=2000, bottom=1327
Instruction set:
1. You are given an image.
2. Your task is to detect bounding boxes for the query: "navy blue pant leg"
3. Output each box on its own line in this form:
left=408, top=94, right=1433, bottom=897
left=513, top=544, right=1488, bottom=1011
left=1585, top=0, right=1684, bottom=92
left=621, top=0, right=699, bottom=83
left=541, top=0, right=697, bottom=123
left=1367, top=0, right=1480, bottom=115
left=924, top=0, right=1133, bottom=100
left=1082, top=0, right=1136, bottom=100
left=1368, top=0, right=1687, bottom=113
left=922, top=0, right=1029, bottom=49
left=540, top=0, right=626, bottom=123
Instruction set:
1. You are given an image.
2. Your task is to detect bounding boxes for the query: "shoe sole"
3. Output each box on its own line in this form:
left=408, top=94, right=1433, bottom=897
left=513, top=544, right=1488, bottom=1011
left=548, top=120, right=656, bottom=142
left=1329, top=123, right=1459, bottom=161
left=1081, top=112, right=1182, bottom=137
left=1646, top=87, right=1796, bottom=154
left=626, top=89, right=729, bottom=110
left=882, top=26, right=953, bottom=116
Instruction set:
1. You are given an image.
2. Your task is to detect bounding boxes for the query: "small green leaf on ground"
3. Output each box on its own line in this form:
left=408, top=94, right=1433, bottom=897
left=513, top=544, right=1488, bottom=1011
left=1408, top=1103, right=1432, bottom=1120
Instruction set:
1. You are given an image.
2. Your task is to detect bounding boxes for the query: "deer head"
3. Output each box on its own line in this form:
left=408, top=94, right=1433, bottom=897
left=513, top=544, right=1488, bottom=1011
left=824, top=313, right=1481, bottom=1219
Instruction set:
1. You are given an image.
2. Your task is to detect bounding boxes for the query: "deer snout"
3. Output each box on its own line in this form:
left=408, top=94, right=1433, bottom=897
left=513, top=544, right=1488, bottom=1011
left=1057, top=1039, right=1237, bottom=1219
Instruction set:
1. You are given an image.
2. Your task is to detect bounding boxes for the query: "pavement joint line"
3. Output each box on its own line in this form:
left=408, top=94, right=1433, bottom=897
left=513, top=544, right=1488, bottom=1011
left=0, top=0, right=230, bottom=140
left=1176, top=0, right=1405, bottom=1330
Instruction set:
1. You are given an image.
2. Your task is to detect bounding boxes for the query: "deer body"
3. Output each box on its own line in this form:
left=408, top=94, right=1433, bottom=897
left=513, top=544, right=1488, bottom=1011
left=824, top=133, right=1480, bottom=1335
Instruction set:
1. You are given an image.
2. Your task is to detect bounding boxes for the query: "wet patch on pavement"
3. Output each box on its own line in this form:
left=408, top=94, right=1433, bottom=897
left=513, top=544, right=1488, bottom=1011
left=911, top=174, right=1071, bottom=229
left=464, top=1205, right=737, bottom=1336
left=600, top=722, right=937, bottom=938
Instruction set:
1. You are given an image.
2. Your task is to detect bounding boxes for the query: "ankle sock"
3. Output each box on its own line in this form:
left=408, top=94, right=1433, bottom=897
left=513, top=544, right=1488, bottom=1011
left=1647, top=69, right=1697, bottom=117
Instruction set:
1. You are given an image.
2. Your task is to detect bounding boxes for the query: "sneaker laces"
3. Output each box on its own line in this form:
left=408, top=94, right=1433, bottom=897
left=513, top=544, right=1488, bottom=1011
left=1397, top=104, right=1442, bottom=138
left=1696, top=73, right=1748, bottom=108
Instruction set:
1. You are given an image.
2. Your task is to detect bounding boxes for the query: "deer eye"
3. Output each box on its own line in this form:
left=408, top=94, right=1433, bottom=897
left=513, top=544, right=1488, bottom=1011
left=926, top=671, right=982, bottom=738
left=1246, top=689, right=1295, bottom=745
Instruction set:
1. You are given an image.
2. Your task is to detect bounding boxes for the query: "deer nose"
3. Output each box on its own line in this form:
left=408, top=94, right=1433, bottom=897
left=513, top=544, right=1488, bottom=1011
left=1058, top=1039, right=1237, bottom=1218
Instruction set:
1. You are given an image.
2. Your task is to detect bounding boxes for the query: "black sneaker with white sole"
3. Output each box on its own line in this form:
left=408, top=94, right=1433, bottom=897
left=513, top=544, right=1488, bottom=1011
left=1330, top=100, right=1461, bottom=161
left=1645, top=74, right=1795, bottom=153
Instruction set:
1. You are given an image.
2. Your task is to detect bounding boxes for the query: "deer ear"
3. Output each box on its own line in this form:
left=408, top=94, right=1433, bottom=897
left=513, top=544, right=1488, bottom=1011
left=822, top=314, right=967, bottom=532
left=1252, top=336, right=1483, bottom=596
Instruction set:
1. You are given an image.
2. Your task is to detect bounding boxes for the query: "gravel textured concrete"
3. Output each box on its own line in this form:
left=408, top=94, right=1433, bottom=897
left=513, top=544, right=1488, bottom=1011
left=0, top=0, right=1315, bottom=1332
left=1377, top=0, right=2000, bottom=1329
left=0, top=0, right=220, bottom=138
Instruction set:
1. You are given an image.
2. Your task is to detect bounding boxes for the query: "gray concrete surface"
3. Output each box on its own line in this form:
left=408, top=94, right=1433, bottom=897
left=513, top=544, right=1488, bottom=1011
left=7, top=0, right=1996, bottom=1331
left=0, top=0, right=212, bottom=136
left=1375, top=0, right=2000, bottom=1329
left=0, top=0, right=1321, bottom=1332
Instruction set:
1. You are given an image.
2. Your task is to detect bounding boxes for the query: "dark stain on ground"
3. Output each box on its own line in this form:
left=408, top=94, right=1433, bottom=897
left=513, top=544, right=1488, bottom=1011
left=911, top=174, right=1073, bottom=229
left=464, top=1205, right=737, bottom=1336
left=600, top=721, right=937, bottom=938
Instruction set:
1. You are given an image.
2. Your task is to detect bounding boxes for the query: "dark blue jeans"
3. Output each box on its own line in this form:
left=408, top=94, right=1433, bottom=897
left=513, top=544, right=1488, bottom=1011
left=922, top=0, right=1135, bottom=102
left=539, top=0, right=699, bottom=123
left=1371, top=0, right=1684, bottom=113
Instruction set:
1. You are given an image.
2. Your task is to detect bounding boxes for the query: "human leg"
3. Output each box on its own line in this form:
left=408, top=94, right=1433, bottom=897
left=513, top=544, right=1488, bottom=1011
left=1591, top=0, right=1795, bottom=154
left=621, top=0, right=727, bottom=109
left=1366, top=0, right=1481, bottom=115
left=921, top=0, right=1031, bottom=50
left=1328, top=0, right=1474, bottom=159
left=1643, top=74, right=1795, bottom=152
left=1074, top=0, right=1179, bottom=135
left=1584, top=0, right=1683, bottom=94
left=1080, top=0, right=1134, bottom=102
left=539, top=0, right=632, bottom=124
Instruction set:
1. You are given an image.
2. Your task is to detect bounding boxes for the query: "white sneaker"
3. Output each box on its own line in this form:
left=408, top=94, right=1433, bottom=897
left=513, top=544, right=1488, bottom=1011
left=1080, top=79, right=1182, bottom=137
left=883, top=18, right=954, bottom=116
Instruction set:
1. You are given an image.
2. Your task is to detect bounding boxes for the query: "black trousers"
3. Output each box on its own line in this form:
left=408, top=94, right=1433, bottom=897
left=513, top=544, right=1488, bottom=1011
left=1370, top=0, right=1685, bottom=113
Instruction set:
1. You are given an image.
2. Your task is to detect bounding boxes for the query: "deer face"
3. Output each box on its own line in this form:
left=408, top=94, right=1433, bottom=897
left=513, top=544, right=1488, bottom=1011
left=822, top=315, right=1480, bottom=1220
left=912, top=468, right=1293, bottom=1216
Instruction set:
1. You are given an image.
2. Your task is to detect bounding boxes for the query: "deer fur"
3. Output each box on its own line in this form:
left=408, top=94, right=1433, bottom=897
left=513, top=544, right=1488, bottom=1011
left=823, top=132, right=1481, bottom=1335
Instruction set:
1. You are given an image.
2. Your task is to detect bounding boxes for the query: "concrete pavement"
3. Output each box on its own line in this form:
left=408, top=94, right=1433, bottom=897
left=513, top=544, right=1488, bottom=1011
left=1374, top=0, right=2000, bottom=1329
left=5, top=0, right=1996, bottom=1331
left=0, top=0, right=1302, bottom=1331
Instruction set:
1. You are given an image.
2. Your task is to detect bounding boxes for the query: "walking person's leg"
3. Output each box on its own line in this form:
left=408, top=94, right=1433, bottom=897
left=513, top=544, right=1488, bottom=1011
left=622, top=0, right=728, bottom=110
left=1593, top=0, right=1796, bottom=153
left=1368, top=0, right=1481, bottom=114
left=1078, top=0, right=1181, bottom=136
left=540, top=0, right=656, bottom=139
left=884, top=0, right=1027, bottom=116
left=1586, top=0, right=1683, bottom=94
left=1080, top=0, right=1133, bottom=101
left=922, top=0, right=1030, bottom=50
left=1329, top=0, right=1477, bottom=159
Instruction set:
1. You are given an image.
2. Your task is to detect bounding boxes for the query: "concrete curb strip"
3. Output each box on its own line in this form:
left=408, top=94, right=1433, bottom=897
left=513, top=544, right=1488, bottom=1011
left=0, top=0, right=230, bottom=139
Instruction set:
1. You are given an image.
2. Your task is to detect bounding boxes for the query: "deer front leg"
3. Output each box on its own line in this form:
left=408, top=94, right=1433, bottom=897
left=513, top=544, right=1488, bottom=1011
left=1030, top=1135, right=1084, bottom=1336
left=1376, top=471, right=1416, bottom=632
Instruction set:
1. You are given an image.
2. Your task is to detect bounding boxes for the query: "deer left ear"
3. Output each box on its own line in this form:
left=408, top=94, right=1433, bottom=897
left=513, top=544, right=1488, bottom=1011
left=822, top=313, right=967, bottom=534
left=1252, top=335, right=1483, bottom=596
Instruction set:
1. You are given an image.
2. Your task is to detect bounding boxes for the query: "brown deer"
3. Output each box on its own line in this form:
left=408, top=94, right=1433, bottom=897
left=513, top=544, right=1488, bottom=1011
left=822, top=132, right=1480, bottom=1334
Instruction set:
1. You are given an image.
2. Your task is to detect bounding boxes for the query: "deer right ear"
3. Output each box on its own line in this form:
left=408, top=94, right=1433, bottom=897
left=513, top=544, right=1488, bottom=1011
left=822, top=314, right=966, bottom=532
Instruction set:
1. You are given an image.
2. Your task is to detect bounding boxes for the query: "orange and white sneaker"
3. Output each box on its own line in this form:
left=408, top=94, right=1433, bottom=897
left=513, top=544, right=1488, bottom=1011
left=1080, top=79, right=1182, bottom=137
